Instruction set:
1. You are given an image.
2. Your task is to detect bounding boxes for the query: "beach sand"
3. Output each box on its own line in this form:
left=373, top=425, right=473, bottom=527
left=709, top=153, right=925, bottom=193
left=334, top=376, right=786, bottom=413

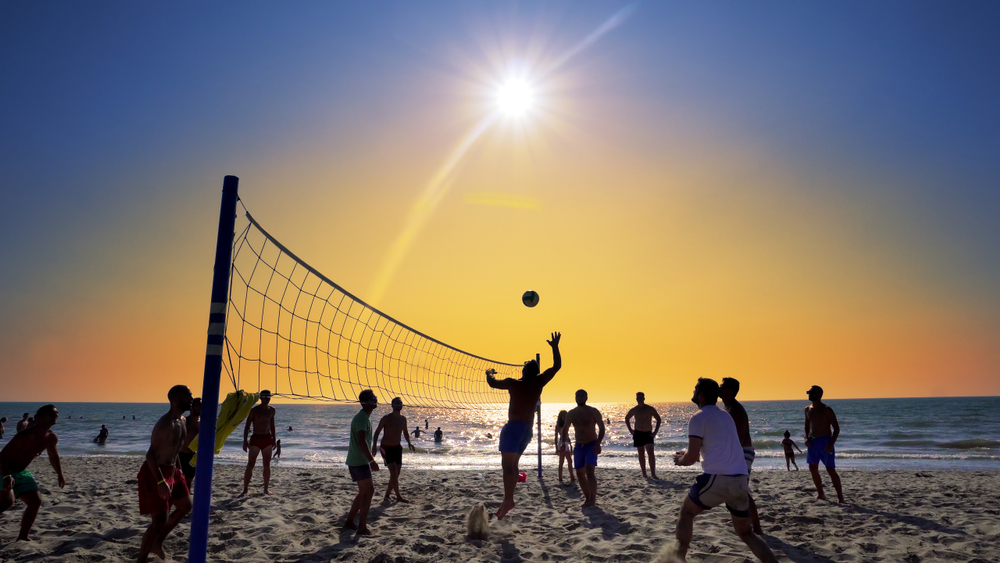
left=1, top=457, right=998, bottom=562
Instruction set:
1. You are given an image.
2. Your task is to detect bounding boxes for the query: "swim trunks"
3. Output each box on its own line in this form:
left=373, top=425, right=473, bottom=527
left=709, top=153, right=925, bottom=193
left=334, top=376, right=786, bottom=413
left=348, top=464, right=373, bottom=482
left=743, top=446, right=756, bottom=472
left=249, top=434, right=275, bottom=450
left=9, top=469, right=38, bottom=497
left=784, top=451, right=795, bottom=459
left=499, top=420, right=533, bottom=454
left=574, top=440, right=599, bottom=468
left=806, top=436, right=836, bottom=468
left=688, top=473, right=751, bottom=517
left=382, top=445, right=403, bottom=466
left=633, top=431, right=654, bottom=448
left=137, top=464, right=189, bottom=515
left=178, top=451, right=196, bottom=484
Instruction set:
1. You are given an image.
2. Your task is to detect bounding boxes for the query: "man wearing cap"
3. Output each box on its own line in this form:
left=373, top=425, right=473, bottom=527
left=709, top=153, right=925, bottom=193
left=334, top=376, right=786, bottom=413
left=241, top=390, right=276, bottom=496
left=804, top=385, right=844, bottom=502
left=344, top=389, right=381, bottom=535
left=719, top=378, right=762, bottom=534
left=372, top=397, right=416, bottom=503
left=670, top=378, right=777, bottom=563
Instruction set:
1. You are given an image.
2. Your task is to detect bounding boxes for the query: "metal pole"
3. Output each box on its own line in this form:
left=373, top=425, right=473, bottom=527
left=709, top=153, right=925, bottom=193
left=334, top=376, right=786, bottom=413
left=189, top=176, right=239, bottom=563
left=536, top=352, right=542, bottom=478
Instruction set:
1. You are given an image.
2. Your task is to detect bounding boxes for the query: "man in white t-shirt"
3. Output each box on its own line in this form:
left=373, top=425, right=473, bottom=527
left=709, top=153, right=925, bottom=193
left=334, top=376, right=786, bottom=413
left=669, top=378, right=777, bottom=563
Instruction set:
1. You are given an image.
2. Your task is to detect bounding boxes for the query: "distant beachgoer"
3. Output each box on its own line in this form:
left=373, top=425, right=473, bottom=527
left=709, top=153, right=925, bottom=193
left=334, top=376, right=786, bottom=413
left=288, top=426, right=293, bottom=432
left=781, top=431, right=802, bottom=471
left=94, top=425, right=109, bottom=445
left=434, top=427, right=443, bottom=443
left=625, top=392, right=661, bottom=479
left=554, top=410, right=575, bottom=482
left=606, top=418, right=610, bottom=425
left=15, top=413, right=29, bottom=434
left=123, top=415, right=126, bottom=419
left=0, top=417, right=6, bottom=439
left=241, top=390, right=276, bottom=496
left=425, top=419, right=428, bottom=430
left=373, top=397, right=416, bottom=503
left=0, top=405, right=66, bottom=541
left=486, top=331, right=562, bottom=520
left=179, top=397, right=201, bottom=485
left=562, top=390, right=605, bottom=508
left=133, top=415, right=137, bottom=420
left=720, top=378, right=762, bottom=534
left=137, top=386, right=192, bottom=562
left=804, top=385, right=844, bottom=502
left=26, top=418, right=33, bottom=428
left=344, top=389, right=380, bottom=536
left=670, top=378, right=777, bottom=563
left=413, top=427, right=421, bottom=439
left=274, top=440, right=281, bottom=459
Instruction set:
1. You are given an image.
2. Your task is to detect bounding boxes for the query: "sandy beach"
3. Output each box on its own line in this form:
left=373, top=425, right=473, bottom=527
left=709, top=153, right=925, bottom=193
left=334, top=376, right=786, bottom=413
left=1, top=456, right=998, bottom=562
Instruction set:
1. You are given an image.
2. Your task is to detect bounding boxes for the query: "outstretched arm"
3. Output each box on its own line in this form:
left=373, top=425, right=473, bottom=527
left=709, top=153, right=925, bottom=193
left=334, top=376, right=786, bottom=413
left=371, top=418, right=385, bottom=449
left=46, top=434, right=66, bottom=488
left=403, top=425, right=415, bottom=452
left=539, top=332, right=562, bottom=385
left=486, top=369, right=515, bottom=389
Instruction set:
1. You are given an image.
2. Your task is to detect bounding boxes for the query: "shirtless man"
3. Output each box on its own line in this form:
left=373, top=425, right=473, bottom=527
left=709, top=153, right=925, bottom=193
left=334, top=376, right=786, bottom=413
left=486, top=331, right=561, bottom=520
left=137, top=386, right=192, bottom=562
left=15, top=413, right=29, bottom=434
left=720, top=378, right=762, bottom=534
left=372, top=397, right=416, bottom=503
left=0, top=417, right=6, bottom=439
left=179, top=397, right=201, bottom=486
left=562, top=390, right=606, bottom=508
left=0, top=405, right=66, bottom=541
left=804, top=385, right=844, bottom=502
left=242, top=390, right=276, bottom=496
left=625, top=392, right=661, bottom=479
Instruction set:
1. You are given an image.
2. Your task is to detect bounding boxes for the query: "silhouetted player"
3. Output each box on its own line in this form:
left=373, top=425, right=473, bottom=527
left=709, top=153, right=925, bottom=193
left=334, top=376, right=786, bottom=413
left=0, top=405, right=66, bottom=541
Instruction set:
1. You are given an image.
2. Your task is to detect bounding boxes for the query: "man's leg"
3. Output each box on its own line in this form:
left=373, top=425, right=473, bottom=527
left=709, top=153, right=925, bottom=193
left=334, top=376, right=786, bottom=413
left=748, top=494, right=762, bottom=535
left=137, top=513, right=166, bottom=563
left=496, top=452, right=520, bottom=520
left=262, top=446, right=273, bottom=495
left=152, top=495, right=192, bottom=557
left=674, top=496, right=703, bottom=561
left=385, top=464, right=400, bottom=501
left=646, top=444, right=657, bottom=478
left=827, top=467, right=844, bottom=503
left=345, top=481, right=363, bottom=529
left=0, top=488, right=14, bottom=514
left=808, top=463, right=826, bottom=500
left=356, top=478, right=375, bottom=534
left=242, top=447, right=260, bottom=495
left=637, top=446, right=647, bottom=477
left=575, top=467, right=589, bottom=505
left=584, top=465, right=598, bottom=507
left=16, top=490, right=41, bottom=541
left=731, top=513, right=778, bottom=563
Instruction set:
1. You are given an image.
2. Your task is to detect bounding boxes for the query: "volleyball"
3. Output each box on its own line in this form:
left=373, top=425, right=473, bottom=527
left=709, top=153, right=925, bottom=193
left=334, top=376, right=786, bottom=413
left=522, top=290, right=539, bottom=308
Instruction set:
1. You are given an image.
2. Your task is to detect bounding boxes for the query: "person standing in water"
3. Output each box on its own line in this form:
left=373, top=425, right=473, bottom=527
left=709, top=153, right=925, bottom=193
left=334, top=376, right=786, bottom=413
left=241, top=390, right=276, bottom=496
left=372, top=397, right=416, bottom=503
left=0, top=405, right=66, bottom=542
left=487, top=331, right=562, bottom=520
left=804, top=385, right=844, bottom=502
left=624, top=392, right=661, bottom=479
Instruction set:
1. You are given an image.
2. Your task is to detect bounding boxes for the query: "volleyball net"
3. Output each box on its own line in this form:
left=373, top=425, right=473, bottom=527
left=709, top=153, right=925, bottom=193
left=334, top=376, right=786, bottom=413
left=221, top=199, right=517, bottom=408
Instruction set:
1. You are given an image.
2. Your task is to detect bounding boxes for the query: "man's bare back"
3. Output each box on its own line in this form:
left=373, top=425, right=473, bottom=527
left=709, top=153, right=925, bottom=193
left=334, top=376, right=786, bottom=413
left=626, top=404, right=658, bottom=433
left=181, top=413, right=199, bottom=453
left=376, top=413, right=407, bottom=447
left=724, top=400, right=753, bottom=448
left=149, top=413, right=186, bottom=465
left=568, top=405, right=603, bottom=443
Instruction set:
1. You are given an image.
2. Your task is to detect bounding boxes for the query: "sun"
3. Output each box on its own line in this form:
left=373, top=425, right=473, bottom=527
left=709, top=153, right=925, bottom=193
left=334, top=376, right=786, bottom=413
left=496, top=78, right=534, bottom=117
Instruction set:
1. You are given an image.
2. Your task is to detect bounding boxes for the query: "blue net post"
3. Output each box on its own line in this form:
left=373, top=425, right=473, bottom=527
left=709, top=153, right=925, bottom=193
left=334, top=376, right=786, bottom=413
left=536, top=352, right=542, bottom=478
left=189, top=175, right=239, bottom=563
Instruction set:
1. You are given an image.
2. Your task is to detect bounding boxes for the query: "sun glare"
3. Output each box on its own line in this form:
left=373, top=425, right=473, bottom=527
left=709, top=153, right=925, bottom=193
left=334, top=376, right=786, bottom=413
left=496, top=79, right=534, bottom=117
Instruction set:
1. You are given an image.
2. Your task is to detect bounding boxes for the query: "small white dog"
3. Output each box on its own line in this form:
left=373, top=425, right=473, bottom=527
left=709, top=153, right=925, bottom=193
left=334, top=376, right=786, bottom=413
left=466, top=504, right=489, bottom=540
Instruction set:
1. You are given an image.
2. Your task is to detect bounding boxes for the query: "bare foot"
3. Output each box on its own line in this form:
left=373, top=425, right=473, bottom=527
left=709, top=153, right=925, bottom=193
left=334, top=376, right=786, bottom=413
left=642, top=472, right=648, bottom=478
left=342, top=520, right=358, bottom=530
left=495, top=498, right=515, bottom=520
left=395, top=496, right=409, bottom=503
left=355, top=526, right=372, bottom=536
left=838, top=497, right=846, bottom=504
left=151, top=542, right=167, bottom=560
left=264, top=489, right=273, bottom=496
left=817, top=494, right=827, bottom=501
left=382, top=495, right=391, bottom=503
left=651, top=473, right=659, bottom=480
left=239, top=489, right=249, bottom=497
left=582, top=499, right=596, bottom=508
left=15, top=535, right=34, bottom=542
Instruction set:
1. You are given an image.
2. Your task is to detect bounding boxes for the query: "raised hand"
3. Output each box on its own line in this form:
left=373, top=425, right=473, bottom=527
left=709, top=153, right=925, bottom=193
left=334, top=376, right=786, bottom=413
left=547, top=332, right=561, bottom=347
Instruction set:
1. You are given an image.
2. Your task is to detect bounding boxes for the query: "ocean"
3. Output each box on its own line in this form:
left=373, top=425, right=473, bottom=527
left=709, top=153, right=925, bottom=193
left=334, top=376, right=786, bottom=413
left=2, top=397, right=997, bottom=472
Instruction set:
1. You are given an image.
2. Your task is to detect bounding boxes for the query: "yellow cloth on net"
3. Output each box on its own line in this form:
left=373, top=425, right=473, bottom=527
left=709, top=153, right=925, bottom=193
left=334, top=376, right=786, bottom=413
left=188, top=390, right=259, bottom=466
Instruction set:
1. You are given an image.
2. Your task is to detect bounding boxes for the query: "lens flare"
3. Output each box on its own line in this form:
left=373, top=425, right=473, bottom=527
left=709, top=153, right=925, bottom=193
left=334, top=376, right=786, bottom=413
left=496, top=79, right=534, bottom=117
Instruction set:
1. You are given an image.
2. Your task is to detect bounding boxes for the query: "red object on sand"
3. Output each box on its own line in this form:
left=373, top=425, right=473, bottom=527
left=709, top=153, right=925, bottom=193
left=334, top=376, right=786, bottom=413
left=517, top=472, right=527, bottom=483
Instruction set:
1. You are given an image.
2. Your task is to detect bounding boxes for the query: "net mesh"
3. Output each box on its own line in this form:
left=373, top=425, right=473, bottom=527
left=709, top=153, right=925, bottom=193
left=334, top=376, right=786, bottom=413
left=222, top=201, right=517, bottom=407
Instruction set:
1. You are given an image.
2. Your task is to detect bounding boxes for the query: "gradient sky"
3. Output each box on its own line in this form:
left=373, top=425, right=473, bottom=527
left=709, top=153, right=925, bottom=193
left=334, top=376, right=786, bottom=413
left=1, top=1, right=998, bottom=404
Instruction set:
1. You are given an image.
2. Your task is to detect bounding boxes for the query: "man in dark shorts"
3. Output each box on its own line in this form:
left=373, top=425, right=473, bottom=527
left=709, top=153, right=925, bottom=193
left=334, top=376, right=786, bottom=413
left=625, top=392, right=661, bottom=479
left=15, top=413, right=29, bottom=434
left=804, top=385, right=844, bottom=502
left=720, top=378, right=762, bottom=534
left=137, top=385, right=192, bottom=562
left=670, top=379, right=777, bottom=563
left=344, top=389, right=381, bottom=535
left=179, top=397, right=201, bottom=486
left=486, top=331, right=561, bottom=520
left=241, top=390, right=276, bottom=496
left=373, top=397, right=416, bottom=503
left=0, top=404, right=66, bottom=541
left=562, top=389, right=605, bottom=508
